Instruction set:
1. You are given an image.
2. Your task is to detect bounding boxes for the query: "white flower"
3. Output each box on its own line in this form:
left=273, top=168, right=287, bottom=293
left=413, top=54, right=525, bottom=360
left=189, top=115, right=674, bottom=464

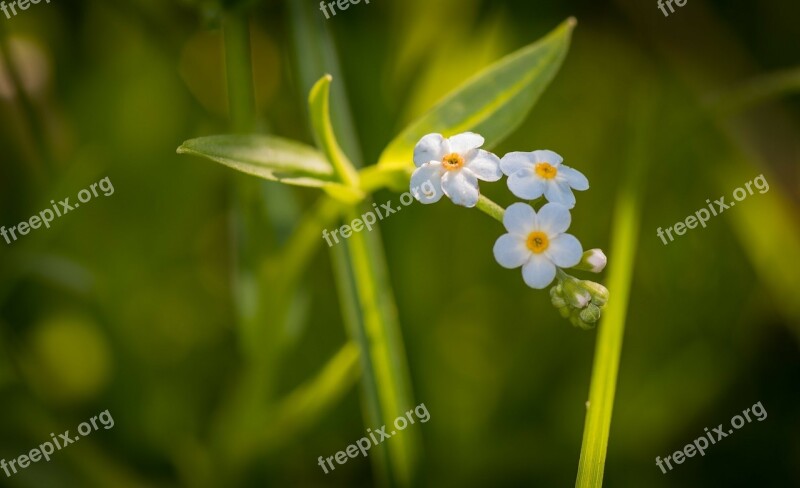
left=493, top=202, right=583, bottom=289
left=499, top=150, right=589, bottom=208
left=410, top=132, right=502, bottom=208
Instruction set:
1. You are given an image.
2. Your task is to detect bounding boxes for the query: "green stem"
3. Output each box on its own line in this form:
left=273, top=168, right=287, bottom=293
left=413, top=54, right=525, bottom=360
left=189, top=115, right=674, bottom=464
left=222, top=12, right=256, bottom=132
left=213, top=10, right=267, bottom=486
left=475, top=194, right=505, bottom=223
left=358, top=165, right=411, bottom=194
left=328, top=240, right=393, bottom=487
left=574, top=183, right=640, bottom=488
left=286, top=2, right=416, bottom=485
left=344, top=207, right=418, bottom=488
left=574, top=84, right=653, bottom=488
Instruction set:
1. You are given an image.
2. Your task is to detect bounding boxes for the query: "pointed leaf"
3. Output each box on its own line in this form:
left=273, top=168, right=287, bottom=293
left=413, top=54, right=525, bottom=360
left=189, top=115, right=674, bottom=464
left=308, top=75, right=360, bottom=187
left=379, top=18, right=576, bottom=169
left=177, top=134, right=336, bottom=188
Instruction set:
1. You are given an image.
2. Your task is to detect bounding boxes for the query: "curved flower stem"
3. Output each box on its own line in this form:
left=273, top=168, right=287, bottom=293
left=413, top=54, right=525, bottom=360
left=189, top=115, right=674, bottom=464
left=475, top=194, right=505, bottom=223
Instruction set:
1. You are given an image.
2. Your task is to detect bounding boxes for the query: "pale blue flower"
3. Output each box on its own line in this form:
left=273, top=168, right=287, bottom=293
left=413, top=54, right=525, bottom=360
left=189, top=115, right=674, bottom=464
left=493, top=202, right=583, bottom=289
left=410, top=132, right=502, bottom=208
left=500, top=150, right=588, bottom=208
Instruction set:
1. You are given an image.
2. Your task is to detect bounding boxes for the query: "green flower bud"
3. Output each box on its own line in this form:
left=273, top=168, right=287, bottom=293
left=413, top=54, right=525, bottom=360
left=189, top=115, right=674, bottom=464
left=579, top=304, right=602, bottom=324
left=581, top=280, right=609, bottom=307
left=569, top=311, right=585, bottom=328
left=550, top=285, right=567, bottom=308
left=561, top=277, right=591, bottom=309
left=552, top=271, right=609, bottom=330
left=568, top=309, right=593, bottom=329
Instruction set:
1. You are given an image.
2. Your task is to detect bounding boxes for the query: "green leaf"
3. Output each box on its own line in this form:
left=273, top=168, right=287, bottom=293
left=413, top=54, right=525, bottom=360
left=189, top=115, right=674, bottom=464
left=177, top=134, right=336, bottom=187
left=378, top=17, right=576, bottom=169
left=308, top=75, right=360, bottom=188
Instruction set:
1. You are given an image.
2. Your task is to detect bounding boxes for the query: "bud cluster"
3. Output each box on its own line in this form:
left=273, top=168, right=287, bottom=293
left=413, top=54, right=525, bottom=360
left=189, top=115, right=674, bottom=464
left=550, top=274, right=609, bottom=329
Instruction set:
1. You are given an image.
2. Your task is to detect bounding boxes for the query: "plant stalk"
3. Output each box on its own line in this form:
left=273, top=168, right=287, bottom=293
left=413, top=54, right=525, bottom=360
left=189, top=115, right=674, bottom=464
left=344, top=209, right=418, bottom=487
left=574, top=83, right=654, bottom=487
left=222, top=12, right=256, bottom=132
left=476, top=194, right=505, bottom=222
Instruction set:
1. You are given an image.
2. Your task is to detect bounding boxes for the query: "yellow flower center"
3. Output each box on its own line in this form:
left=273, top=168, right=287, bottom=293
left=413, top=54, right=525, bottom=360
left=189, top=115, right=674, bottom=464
left=526, top=231, right=549, bottom=253
left=535, top=162, right=558, bottom=179
left=441, top=153, right=465, bottom=170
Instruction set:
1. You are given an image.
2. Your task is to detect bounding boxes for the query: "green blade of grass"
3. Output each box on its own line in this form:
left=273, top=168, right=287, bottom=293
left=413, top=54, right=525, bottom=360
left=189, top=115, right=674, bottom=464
left=575, top=84, right=655, bottom=487
left=707, top=66, right=800, bottom=114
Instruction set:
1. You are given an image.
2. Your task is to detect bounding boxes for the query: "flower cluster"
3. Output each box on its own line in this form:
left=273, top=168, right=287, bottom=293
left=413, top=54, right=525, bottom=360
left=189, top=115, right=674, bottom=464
left=410, top=132, right=609, bottom=328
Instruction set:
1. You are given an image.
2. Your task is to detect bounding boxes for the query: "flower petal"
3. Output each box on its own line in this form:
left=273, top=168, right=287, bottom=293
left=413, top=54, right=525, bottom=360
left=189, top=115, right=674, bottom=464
left=503, top=202, right=537, bottom=236
left=507, top=169, right=546, bottom=200
left=530, top=149, right=563, bottom=167
left=522, top=254, right=556, bottom=289
left=448, top=132, right=484, bottom=154
left=441, top=169, right=479, bottom=207
left=546, top=233, right=583, bottom=267
left=413, top=133, right=448, bottom=167
left=493, top=234, right=530, bottom=269
left=500, top=151, right=534, bottom=175
left=584, top=249, right=607, bottom=272
left=543, top=180, right=577, bottom=208
left=410, top=163, right=444, bottom=204
left=465, top=149, right=502, bottom=181
left=558, top=164, right=589, bottom=191
left=536, top=202, right=572, bottom=235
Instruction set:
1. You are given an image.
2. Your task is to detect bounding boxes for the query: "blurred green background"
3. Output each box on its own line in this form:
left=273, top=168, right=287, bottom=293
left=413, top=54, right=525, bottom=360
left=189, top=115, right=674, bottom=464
left=0, top=0, right=798, bottom=486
